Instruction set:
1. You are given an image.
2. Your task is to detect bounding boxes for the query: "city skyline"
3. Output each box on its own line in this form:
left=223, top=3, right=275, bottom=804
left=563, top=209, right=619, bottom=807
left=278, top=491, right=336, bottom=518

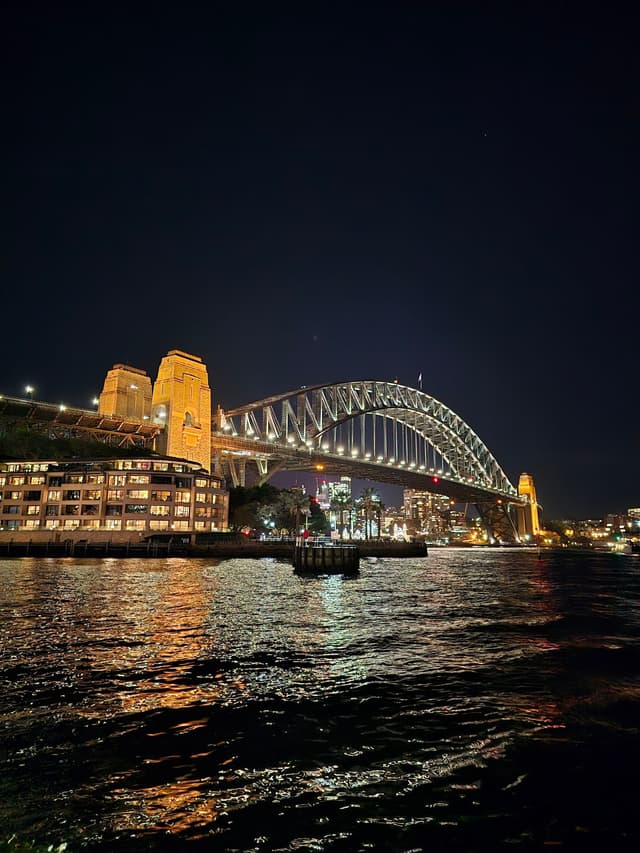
left=3, top=6, right=638, bottom=518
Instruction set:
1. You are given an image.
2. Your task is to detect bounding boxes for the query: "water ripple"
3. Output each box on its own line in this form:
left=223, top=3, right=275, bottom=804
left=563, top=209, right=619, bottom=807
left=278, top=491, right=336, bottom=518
left=1, top=550, right=640, bottom=850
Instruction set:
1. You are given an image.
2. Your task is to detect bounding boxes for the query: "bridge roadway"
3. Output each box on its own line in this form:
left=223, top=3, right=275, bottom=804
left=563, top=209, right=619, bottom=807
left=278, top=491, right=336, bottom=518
left=211, top=432, right=521, bottom=506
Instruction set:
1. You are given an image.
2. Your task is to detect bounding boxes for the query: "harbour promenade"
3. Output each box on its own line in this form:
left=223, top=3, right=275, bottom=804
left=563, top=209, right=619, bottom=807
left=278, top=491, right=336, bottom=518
left=0, top=534, right=428, bottom=559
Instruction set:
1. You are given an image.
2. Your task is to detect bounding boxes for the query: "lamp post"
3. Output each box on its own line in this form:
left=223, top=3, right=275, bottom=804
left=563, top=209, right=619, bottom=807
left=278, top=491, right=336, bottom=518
left=25, top=385, right=34, bottom=401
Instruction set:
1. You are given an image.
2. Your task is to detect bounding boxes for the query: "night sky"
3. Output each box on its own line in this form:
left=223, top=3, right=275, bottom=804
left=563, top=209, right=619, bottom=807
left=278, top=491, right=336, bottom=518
left=3, top=4, right=638, bottom=519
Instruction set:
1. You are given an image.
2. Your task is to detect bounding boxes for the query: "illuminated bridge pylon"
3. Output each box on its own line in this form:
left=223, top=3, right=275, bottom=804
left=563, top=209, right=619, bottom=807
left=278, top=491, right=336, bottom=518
left=212, top=380, right=527, bottom=542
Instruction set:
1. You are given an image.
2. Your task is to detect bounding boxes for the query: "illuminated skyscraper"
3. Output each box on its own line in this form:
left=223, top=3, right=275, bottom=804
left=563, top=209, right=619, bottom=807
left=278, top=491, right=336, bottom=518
left=403, top=488, right=451, bottom=538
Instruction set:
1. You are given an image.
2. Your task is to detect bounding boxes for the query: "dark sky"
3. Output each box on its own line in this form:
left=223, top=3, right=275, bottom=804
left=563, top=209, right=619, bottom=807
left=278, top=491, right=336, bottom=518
left=2, top=4, right=638, bottom=519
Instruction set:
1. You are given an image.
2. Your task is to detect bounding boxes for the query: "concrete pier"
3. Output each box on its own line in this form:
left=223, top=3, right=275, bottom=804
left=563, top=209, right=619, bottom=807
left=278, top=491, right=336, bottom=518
left=293, top=537, right=359, bottom=574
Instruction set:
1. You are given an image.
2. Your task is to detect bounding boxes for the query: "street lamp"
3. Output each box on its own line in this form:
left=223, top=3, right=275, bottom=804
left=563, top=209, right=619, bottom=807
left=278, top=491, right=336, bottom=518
left=92, top=397, right=100, bottom=408
left=25, top=385, right=34, bottom=400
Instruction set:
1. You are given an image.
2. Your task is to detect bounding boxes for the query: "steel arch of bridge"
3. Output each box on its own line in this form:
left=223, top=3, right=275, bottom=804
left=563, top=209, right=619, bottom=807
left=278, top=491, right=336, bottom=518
left=218, top=380, right=518, bottom=500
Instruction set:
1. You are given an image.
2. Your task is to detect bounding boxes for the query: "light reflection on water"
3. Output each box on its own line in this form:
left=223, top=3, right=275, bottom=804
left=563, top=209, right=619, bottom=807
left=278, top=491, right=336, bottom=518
left=1, top=549, right=640, bottom=851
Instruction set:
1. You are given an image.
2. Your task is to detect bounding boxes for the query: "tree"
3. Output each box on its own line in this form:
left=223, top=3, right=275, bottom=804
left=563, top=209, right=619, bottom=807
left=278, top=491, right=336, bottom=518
left=308, top=496, right=330, bottom=534
left=269, top=489, right=311, bottom=535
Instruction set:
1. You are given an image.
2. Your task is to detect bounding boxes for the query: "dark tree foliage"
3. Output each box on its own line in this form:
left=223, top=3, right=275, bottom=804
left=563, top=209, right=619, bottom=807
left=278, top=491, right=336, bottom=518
left=228, top=484, right=329, bottom=534
left=228, top=483, right=281, bottom=531
left=0, top=427, right=153, bottom=460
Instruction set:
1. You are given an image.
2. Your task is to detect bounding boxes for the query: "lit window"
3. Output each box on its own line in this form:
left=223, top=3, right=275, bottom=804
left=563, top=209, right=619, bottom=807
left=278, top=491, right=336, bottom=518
left=150, top=505, right=170, bottom=517
left=128, top=475, right=150, bottom=484
left=48, top=490, right=61, bottom=501
left=127, top=490, right=149, bottom=500
left=149, top=520, right=169, bottom=530
left=105, top=519, right=121, bottom=530
left=176, top=491, right=191, bottom=504
left=26, top=506, right=40, bottom=515
left=125, top=519, right=147, bottom=531
left=174, top=505, right=190, bottom=517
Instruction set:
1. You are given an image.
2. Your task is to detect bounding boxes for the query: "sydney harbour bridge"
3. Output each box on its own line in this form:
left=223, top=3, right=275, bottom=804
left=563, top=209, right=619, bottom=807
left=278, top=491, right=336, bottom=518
left=0, top=370, right=536, bottom=543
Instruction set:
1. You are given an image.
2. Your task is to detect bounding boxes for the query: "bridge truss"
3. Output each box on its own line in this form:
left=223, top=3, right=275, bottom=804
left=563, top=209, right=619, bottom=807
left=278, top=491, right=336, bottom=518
left=213, top=380, right=525, bottom=541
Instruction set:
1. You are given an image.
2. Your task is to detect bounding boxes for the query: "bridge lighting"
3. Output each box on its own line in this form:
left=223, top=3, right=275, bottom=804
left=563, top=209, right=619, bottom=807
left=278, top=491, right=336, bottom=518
left=432, top=476, right=439, bottom=484
left=337, top=446, right=345, bottom=454
left=365, top=453, right=371, bottom=459
left=377, top=455, right=384, bottom=462
left=419, top=464, right=425, bottom=470
left=351, top=449, right=358, bottom=456
left=287, top=436, right=295, bottom=443
left=92, top=397, right=100, bottom=407
left=59, top=404, right=67, bottom=412
left=223, top=424, right=231, bottom=432
left=321, top=443, right=329, bottom=451
left=25, top=385, right=34, bottom=399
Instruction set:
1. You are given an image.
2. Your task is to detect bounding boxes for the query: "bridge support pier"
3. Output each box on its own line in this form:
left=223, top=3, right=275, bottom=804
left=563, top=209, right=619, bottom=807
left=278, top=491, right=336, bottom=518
left=475, top=501, right=520, bottom=544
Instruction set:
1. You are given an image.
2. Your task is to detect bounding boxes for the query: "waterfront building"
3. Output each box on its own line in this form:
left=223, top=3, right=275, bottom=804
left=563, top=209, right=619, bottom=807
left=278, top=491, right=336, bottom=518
left=0, top=456, right=228, bottom=535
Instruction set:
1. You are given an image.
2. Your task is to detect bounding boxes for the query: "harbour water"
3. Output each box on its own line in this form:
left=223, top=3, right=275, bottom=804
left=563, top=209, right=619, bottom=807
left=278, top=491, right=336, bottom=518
left=1, top=549, right=639, bottom=851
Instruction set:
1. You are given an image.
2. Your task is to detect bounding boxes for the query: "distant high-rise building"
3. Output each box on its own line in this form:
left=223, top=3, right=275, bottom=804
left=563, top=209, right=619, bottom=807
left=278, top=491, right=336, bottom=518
left=328, top=476, right=352, bottom=501
left=403, top=488, right=451, bottom=538
left=315, top=480, right=331, bottom=510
